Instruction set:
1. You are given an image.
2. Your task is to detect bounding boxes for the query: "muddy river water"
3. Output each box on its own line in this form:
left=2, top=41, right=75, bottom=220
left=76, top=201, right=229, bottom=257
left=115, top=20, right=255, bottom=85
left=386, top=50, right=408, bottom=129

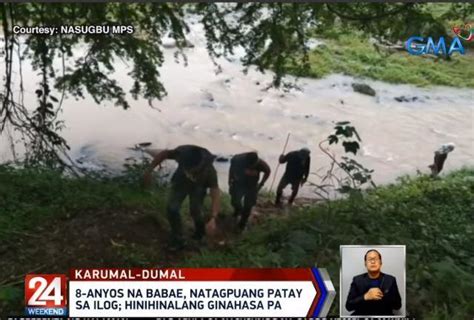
left=1, top=21, right=473, bottom=196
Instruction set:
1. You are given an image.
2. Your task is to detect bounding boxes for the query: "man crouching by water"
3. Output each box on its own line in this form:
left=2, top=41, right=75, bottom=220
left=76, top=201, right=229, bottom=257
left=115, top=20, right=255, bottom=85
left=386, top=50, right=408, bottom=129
left=429, top=143, right=455, bottom=177
left=143, top=145, right=220, bottom=250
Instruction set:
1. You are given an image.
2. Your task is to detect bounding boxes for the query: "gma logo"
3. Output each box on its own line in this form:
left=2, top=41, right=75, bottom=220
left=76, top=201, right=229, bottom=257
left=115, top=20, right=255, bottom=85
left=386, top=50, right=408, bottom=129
left=406, top=36, right=465, bottom=56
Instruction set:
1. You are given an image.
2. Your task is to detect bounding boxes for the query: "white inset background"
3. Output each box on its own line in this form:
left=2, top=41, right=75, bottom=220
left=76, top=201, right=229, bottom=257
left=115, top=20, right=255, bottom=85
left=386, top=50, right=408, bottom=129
left=340, top=245, right=406, bottom=317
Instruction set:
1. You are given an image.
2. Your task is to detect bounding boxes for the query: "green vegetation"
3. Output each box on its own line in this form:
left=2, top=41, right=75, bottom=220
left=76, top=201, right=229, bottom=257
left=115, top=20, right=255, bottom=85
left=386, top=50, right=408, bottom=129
left=0, top=163, right=171, bottom=315
left=291, top=32, right=474, bottom=87
left=285, top=3, right=474, bottom=87
left=0, top=164, right=167, bottom=242
left=1, top=165, right=473, bottom=318
left=1, top=3, right=472, bottom=318
left=184, top=168, right=474, bottom=319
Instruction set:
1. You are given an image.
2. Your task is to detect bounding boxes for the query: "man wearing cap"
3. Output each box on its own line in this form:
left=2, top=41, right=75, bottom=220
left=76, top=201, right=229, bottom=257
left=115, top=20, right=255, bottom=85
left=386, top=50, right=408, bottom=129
left=275, top=148, right=311, bottom=206
left=229, top=152, right=271, bottom=230
left=143, top=145, right=220, bottom=249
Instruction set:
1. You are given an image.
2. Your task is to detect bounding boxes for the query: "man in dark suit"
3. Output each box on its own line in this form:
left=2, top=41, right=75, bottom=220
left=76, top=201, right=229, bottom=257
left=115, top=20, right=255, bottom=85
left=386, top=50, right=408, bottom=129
left=346, top=249, right=402, bottom=316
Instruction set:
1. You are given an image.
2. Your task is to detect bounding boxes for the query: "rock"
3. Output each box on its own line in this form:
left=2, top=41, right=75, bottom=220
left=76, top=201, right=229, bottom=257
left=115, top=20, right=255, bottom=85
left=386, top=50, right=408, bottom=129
left=352, top=83, right=376, bottom=96
left=136, top=142, right=152, bottom=148
left=394, top=96, right=419, bottom=103
left=394, top=96, right=405, bottom=102
left=215, top=156, right=229, bottom=163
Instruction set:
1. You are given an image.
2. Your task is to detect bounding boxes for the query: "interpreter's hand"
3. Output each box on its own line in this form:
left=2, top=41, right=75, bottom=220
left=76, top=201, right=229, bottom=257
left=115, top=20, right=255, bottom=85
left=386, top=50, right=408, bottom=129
left=364, top=288, right=384, bottom=301
left=205, top=217, right=218, bottom=237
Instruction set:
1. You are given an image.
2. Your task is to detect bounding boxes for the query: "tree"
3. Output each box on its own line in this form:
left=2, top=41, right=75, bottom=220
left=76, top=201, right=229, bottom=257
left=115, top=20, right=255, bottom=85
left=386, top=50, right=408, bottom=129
left=1, top=3, right=468, bottom=169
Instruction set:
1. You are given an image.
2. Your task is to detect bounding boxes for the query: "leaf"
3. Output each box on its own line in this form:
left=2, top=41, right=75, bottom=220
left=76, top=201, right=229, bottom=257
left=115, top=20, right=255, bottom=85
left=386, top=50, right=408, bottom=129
left=344, top=126, right=355, bottom=138
left=342, top=141, right=360, bottom=155
left=338, top=185, right=353, bottom=193
left=328, top=134, right=338, bottom=145
left=35, top=89, right=42, bottom=98
left=335, top=121, right=350, bottom=125
left=50, top=95, right=59, bottom=102
left=335, top=126, right=346, bottom=136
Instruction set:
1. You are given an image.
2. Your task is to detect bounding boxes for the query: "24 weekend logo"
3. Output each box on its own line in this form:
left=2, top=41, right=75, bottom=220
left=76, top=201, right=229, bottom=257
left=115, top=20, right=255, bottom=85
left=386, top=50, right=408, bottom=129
left=24, top=274, right=68, bottom=316
left=406, top=22, right=473, bottom=56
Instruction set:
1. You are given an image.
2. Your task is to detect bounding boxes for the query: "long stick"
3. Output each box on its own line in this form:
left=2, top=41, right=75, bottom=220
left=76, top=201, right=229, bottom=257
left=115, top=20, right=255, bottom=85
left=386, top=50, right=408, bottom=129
left=270, top=133, right=291, bottom=192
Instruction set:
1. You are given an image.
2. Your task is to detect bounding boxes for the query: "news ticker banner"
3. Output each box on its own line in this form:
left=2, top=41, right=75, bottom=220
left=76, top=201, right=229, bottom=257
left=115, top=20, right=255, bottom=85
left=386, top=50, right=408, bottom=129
left=24, top=268, right=336, bottom=317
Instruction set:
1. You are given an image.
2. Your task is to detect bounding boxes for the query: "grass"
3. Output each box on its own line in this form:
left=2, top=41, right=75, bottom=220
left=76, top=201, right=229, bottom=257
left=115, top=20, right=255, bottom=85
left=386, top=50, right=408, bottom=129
left=286, top=3, right=474, bottom=88
left=293, top=33, right=474, bottom=88
left=184, top=168, right=474, bottom=319
left=0, top=165, right=473, bottom=318
left=0, top=164, right=168, bottom=241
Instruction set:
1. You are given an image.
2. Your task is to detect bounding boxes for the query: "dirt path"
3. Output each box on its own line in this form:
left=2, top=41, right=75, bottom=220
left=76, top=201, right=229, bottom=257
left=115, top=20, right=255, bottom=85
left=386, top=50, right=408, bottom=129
left=0, top=195, right=321, bottom=316
left=0, top=208, right=191, bottom=284
left=0, top=196, right=320, bottom=285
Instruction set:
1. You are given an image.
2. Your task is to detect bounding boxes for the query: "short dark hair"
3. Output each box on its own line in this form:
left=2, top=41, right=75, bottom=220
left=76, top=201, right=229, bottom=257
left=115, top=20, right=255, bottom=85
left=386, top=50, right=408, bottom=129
left=245, top=152, right=259, bottom=167
left=364, top=249, right=382, bottom=262
left=181, top=148, right=204, bottom=169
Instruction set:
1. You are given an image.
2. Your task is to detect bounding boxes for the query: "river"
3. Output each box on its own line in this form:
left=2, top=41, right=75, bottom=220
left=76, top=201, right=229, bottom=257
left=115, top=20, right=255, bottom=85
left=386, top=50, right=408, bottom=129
left=1, top=20, right=473, bottom=197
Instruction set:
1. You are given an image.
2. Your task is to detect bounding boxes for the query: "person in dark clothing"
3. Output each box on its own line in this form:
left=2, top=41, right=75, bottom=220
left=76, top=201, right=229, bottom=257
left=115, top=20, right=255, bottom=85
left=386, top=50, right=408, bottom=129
left=428, top=143, right=455, bottom=177
left=143, top=145, right=220, bottom=249
left=346, top=249, right=402, bottom=316
left=275, top=148, right=311, bottom=206
left=229, top=152, right=271, bottom=230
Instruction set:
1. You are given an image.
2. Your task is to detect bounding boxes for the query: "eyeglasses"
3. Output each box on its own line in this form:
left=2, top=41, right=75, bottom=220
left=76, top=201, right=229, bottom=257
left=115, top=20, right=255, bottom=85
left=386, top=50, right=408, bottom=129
left=366, top=258, right=381, bottom=263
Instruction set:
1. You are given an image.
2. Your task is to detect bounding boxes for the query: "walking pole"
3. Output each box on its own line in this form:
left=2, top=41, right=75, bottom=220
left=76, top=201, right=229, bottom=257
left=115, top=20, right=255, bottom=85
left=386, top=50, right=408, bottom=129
left=270, top=133, right=291, bottom=192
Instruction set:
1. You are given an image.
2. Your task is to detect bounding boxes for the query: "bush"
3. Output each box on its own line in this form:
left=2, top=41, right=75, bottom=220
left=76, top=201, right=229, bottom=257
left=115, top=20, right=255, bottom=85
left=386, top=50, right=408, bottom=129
left=185, top=168, right=474, bottom=318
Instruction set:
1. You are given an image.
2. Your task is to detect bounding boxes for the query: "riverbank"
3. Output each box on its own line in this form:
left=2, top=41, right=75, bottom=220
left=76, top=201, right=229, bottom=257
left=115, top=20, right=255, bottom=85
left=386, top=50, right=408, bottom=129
left=290, top=32, right=474, bottom=88
left=0, top=165, right=473, bottom=317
